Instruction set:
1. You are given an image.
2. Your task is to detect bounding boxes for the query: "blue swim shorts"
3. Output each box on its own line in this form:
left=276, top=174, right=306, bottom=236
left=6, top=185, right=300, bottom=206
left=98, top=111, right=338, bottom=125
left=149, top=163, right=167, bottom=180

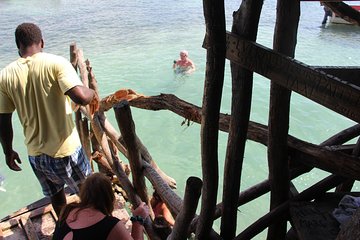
left=29, top=146, right=92, bottom=197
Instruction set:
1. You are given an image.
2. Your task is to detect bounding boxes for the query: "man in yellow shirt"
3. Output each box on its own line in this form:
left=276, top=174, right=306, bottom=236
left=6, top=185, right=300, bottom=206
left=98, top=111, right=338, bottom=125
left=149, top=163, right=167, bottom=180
left=0, top=23, right=96, bottom=216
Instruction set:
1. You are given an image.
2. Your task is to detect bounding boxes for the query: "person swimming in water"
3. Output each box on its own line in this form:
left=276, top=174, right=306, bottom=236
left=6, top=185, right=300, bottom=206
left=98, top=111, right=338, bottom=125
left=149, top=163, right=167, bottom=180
left=173, top=50, right=195, bottom=74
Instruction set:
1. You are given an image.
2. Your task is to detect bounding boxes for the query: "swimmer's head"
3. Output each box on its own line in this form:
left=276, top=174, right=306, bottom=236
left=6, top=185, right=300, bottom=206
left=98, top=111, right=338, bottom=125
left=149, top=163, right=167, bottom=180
left=180, top=50, right=188, bottom=57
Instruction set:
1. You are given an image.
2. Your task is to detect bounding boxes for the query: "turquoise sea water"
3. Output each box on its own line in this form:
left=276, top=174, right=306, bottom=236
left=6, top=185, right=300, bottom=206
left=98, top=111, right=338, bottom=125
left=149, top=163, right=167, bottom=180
left=0, top=0, right=359, bottom=238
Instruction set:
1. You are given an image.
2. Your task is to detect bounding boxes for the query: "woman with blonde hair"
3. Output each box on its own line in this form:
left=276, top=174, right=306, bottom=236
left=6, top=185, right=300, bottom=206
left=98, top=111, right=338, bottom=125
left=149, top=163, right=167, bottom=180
left=53, top=173, right=149, bottom=240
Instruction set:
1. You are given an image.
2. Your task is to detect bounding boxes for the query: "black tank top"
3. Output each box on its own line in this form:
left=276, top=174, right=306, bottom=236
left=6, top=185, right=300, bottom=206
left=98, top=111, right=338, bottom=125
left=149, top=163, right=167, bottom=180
left=52, top=215, right=120, bottom=240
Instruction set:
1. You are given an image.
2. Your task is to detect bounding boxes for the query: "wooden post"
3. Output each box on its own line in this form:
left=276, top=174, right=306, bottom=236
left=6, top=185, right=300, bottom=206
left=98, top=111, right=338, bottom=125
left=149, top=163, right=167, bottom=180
left=196, top=0, right=226, bottom=238
left=267, top=0, right=300, bottom=239
left=335, top=137, right=360, bottom=191
left=69, top=43, right=92, bottom=165
left=167, top=177, right=202, bottom=240
left=70, top=44, right=82, bottom=146
left=113, top=101, right=149, bottom=205
left=221, top=1, right=263, bottom=239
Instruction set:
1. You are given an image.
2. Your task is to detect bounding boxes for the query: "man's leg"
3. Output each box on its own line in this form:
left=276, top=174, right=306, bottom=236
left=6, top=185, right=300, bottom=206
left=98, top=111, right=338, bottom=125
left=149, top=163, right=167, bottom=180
left=66, top=146, right=92, bottom=194
left=51, top=188, right=66, bottom=217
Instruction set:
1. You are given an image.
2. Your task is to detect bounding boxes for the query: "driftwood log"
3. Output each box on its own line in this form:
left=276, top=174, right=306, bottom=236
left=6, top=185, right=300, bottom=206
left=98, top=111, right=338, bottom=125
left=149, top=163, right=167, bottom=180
left=99, top=91, right=360, bottom=180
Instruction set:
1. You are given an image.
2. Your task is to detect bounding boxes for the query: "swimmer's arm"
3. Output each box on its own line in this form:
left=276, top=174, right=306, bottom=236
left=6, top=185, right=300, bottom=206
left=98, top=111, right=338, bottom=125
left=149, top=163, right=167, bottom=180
left=186, top=60, right=195, bottom=73
left=190, top=62, right=196, bottom=72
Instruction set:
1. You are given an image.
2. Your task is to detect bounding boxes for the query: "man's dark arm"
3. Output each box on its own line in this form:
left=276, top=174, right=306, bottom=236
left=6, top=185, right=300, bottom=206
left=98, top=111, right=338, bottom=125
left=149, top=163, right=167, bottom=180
left=0, top=113, right=21, bottom=171
left=0, top=113, right=14, bottom=155
left=65, top=85, right=96, bottom=106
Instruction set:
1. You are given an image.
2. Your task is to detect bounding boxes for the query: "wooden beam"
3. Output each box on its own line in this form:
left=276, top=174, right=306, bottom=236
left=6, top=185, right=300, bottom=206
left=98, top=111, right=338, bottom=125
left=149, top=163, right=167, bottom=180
left=196, top=0, right=226, bottom=238
left=102, top=91, right=360, bottom=179
left=168, top=177, right=202, bottom=240
left=314, top=67, right=360, bottom=87
left=20, top=217, right=38, bottom=240
left=221, top=1, right=264, bottom=239
left=113, top=101, right=149, bottom=204
left=267, top=0, right=300, bottom=239
left=220, top=32, right=360, bottom=123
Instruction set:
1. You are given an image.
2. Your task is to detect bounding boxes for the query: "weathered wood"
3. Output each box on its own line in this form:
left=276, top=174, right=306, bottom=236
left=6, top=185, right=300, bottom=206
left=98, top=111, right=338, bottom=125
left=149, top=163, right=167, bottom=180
left=75, top=48, right=93, bottom=118
left=211, top=128, right=353, bottom=226
left=168, top=177, right=202, bottom=240
left=196, top=0, right=226, bottom=238
left=92, top=151, right=115, bottom=175
left=104, top=91, right=360, bottom=148
left=111, top=103, right=159, bottom=240
left=113, top=101, right=149, bottom=204
left=69, top=43, right=78, bottom=68
left=220, top=33, right=360, bottom=123
left=101, top=91, right=360, bottom=179
left=190, top=166, right=310, bottom=234
left=91, top=113, right=143, bottom=215
left=314, top=67, right=360, bottom=87
left=20, top=217, right=39, bottom=240
left=86, top=59, right=99, bottom=96
left=70, top=44, right=87, bottom=162
left=287, top=136, right=360, bottom=180
left=235, top=175, right=345, bottom=240
left=91, top=113, right=114, bottom=166
left=76, top=48, right=89, bottom=88
left=91, top=113, right=142, bottom=208
left=320, top=124, right=360, bottom=146
left=221, top=1, right=264, bottom=239
left=267, top=0, right=300, bottom=239
left=290, top=201, right=339, bottom=240
left=63, top=40, right=360, bottom=239
left=289, top=192, right=360, bottom=240
left=335, top=137, right=360, bottom=192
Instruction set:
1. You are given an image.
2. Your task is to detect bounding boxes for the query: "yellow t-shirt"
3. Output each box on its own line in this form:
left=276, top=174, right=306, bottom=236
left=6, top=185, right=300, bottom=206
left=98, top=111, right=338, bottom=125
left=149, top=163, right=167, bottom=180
left=0, top=52, right=82, bottom=157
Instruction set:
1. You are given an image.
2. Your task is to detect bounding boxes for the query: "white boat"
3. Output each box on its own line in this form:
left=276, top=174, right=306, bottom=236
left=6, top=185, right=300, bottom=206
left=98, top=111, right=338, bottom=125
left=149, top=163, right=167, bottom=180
left=330, top=5, right=360, bottom=24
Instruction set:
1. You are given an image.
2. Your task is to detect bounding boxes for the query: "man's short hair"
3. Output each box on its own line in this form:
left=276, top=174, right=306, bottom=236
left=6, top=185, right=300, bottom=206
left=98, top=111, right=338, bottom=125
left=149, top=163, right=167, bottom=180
left=15, top=23, right=42, bottom=49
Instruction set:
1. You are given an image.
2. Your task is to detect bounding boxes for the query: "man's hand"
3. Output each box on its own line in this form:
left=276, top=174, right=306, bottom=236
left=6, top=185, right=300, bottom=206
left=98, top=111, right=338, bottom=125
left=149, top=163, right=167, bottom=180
left=5, top=150, right=22, bottom=171
left=89, top=91, right=100, bottom=115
